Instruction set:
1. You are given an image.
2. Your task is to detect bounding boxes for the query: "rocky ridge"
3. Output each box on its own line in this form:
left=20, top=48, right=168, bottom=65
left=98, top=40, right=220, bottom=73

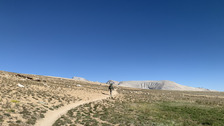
left=106, top=80, right=119, bottom=85
left=107, top=80, right=211, bottom=91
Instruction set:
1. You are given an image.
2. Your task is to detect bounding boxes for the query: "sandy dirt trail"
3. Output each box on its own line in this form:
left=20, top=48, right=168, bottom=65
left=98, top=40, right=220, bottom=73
left=35, top=91, right=118, bottom=126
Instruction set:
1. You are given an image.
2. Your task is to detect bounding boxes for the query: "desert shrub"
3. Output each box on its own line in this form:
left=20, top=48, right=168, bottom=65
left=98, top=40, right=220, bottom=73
left=16, top=120, right=21, bottom=123
left=4, top=113, right=10, bottom=117
left=26, top=116, right=37, bottom=125
left=7, top=109, right=15, bottom=113
left=0, top=115, right=3, bottom=122
left=40, top=113, right=45, bottom=118
left=67, top=110, right=73, bottom=117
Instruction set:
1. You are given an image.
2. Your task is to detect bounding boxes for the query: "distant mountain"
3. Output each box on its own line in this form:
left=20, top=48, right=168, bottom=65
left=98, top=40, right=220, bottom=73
left=72, top=76, right=88, bottom=81
left=106, top=80, right=119, bottom=85
left=110, top=80, right=211, bottom=91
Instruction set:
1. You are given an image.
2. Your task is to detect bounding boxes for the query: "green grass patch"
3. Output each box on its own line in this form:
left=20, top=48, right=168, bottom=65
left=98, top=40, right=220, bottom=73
left=11, top=100, right=20, bottom=103
left=158, top=102, right=224, bottom=125
left=88, top=100, right=224, bottom=126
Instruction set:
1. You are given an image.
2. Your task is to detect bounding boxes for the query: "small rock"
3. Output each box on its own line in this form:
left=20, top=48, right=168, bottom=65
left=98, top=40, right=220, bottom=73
left=76, top=84, right=82, bottom=87
left=17, top=83, right=24, bottom=88
left=38, top=101, right=46, bottom=104
left=43, top=83, right=50, bottom=87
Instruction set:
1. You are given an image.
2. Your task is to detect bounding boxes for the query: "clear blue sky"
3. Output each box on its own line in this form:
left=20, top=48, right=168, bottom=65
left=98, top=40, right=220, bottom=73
left=0, top=0, right=223, bottom=91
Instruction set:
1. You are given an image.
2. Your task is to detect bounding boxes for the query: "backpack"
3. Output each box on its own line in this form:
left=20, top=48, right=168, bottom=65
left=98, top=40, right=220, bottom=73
left=109, top=84, right=114, bottom=90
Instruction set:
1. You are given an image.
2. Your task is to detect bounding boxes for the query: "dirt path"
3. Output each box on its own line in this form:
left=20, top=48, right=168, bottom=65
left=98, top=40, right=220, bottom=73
left=35, top=91, right=118, bottom=126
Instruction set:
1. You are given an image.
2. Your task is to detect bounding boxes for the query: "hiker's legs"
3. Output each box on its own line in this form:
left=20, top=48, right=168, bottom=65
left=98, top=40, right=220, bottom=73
left=110, top=89, right=112, bottom=97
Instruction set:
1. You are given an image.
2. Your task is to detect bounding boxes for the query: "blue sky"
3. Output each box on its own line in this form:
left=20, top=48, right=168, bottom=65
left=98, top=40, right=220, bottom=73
left=0, top=0, right=223, bottom=91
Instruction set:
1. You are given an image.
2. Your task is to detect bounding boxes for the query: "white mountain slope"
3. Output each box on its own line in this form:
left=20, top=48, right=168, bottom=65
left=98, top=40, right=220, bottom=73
left=118, top=80, right=210, bottom=91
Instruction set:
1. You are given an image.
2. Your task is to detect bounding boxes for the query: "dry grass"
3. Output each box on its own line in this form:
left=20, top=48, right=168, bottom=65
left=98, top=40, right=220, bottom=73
left=1, top=70, right=224, bottom=126
left=54, top=87, right=224, bottom=126
left=0, top=71, right=108, bottom=126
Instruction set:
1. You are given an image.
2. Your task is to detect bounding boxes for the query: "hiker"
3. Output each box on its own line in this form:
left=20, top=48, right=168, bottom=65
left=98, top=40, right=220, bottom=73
left=108, top=83, right=114, bottom=97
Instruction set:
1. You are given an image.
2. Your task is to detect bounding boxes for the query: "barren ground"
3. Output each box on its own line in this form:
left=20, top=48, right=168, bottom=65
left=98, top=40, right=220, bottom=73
left=0, top=71, right=110, bottom=126
left=1, top=71, right=224, bottom=126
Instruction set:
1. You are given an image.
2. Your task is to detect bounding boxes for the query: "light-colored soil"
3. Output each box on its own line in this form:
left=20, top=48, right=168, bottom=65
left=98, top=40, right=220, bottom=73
left=35, top=91, right=118, bottom=126
left=0, top=71, right=112, bottom=126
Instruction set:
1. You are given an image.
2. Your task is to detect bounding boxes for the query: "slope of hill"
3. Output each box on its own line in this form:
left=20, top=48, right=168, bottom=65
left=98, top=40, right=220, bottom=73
left=54, top=87, right=224, bottom=126
left=0, top=71, right=109, bottom=126
left=72, top=76, right=88, bottom=81
left=1, top=70, right=223, bottom=126
left=118, top=80, right=210, bottom=91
